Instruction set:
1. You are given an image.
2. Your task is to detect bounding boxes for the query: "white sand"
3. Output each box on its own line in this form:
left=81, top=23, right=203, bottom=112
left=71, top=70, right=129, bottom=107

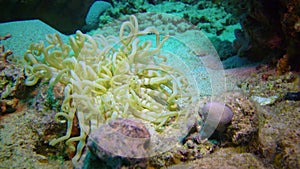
left=0, top=19, right=68, bottom=58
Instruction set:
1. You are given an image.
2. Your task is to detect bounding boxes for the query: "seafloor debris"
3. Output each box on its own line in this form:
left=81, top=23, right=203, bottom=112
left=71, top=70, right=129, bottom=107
left=168, top=147, right=267, bottom=169
left=251, top=95, right=279, bottom=106
left=239, top=67, right=298, bottom=102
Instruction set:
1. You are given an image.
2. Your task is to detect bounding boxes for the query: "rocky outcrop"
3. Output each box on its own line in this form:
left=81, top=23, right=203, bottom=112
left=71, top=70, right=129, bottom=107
left=222, top=0, right=300, bottom=71
left=0, top=0, right=94, bottom=34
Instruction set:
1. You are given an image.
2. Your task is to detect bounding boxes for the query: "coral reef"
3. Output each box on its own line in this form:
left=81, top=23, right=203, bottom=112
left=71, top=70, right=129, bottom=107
left=1, top=1, right=299, bottom=168
left=100, top=1, right=240, bottom=67
left=99, top=1, right=238, bottom=39
left=22, top=15, right=196, bottom=164
left=223, top=0, right=300, bottom=70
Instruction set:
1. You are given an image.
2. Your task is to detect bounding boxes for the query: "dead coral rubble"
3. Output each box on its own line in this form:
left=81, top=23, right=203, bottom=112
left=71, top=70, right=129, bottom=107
left=0, top=33, right=26, bottom=115
left=0, top=33, right=13, bottom=64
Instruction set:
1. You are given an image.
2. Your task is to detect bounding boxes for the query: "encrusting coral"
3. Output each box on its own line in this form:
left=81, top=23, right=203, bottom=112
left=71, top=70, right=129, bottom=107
left=22, top=15, right=195, bottom=164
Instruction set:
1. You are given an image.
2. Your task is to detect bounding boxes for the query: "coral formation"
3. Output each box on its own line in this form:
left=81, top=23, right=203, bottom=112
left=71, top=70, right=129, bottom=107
left=276, top=54, right=290, bottom=75
left=82, top=1, right=112, bottom=32
left=22, top=15, right=195, bottom=164
left=149, top=138, right=216, bottom=168
left=99, top=1, right=238, bottom=39
left=0, top=33, right=26, bottom=115
left=223, top=0, right=300, bottom=70
left=0, top=33, right=13, bottom=63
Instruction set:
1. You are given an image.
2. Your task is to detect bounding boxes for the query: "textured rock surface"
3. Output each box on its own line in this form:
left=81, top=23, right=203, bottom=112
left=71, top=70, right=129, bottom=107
left=148, top=138, right=216, bottom=168
left=222, top=0, right=300, bottom=71
left=0, top=105, right=72, bottom=168
left=76, top=118, right=150, bottom=169
left=224, top=92, right=259, bottom=145
left=255, top=94, right=300, bottom=168
left=0, top=34, right=32, bottom=115
left=168, top=148, right=267, bottom=169
left=237, top=68, right=300, bottom=168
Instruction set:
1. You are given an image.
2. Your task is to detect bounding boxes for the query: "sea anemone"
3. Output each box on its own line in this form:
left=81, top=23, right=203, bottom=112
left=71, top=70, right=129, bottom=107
left=23, top=15, right=195, bottom=164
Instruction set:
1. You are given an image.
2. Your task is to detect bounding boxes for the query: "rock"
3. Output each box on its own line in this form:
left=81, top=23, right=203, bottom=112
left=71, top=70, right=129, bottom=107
left=168, top=148, right=267, bottom=169
left=76, top=118, right=150, bottom=169
left=255, top=100, right=300, bottom=168
left=148, top=139, right=216, bottom=168
left=225, top=92, right=258, bottom=145
left=235, top=69, right=300, bottom=168
left=210, top=38, right=236, bottom=61
left=223, top=0, right=300, bottom=71
left=198, top=102, right=234, bottom=139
